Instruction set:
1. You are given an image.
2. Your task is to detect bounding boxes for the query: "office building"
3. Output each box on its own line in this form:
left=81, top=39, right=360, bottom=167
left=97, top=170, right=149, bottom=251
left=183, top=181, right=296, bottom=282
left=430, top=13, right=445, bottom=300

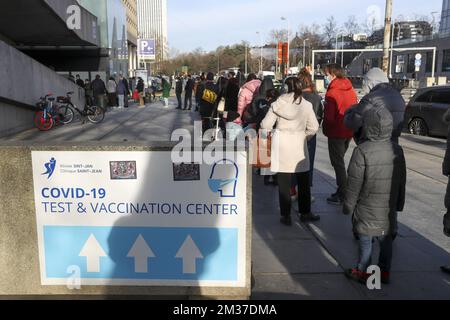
left=441, top=0, right=450, bottom=34
left=137, top=0, right=168, bottom=71
left=122, top=0, right=138, bottom=76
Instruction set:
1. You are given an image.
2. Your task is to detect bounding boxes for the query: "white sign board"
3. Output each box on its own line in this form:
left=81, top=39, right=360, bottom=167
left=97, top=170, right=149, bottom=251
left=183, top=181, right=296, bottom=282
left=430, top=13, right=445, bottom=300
left=138, top=39, right=156, bottom=60
left=135, top=69, right=149, bottom=88
left=31, top=151, right=247, bottom=287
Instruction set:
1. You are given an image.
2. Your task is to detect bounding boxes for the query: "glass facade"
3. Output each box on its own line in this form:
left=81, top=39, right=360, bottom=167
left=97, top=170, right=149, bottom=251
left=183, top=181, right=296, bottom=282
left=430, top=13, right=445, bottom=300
left=77, top=0, right=129, bottom=77
left=440, top=0, right=450, bottom=34
left=442, top=50, right=450, bottom=72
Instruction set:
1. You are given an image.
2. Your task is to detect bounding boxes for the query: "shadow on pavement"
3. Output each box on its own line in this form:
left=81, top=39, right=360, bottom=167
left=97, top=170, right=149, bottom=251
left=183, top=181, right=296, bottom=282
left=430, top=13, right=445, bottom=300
left=251, top=167, right=450, bottom=300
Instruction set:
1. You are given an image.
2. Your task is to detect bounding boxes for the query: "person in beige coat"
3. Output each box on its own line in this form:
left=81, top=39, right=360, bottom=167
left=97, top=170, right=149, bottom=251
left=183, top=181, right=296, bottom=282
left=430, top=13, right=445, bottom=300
left=261, top=77, right=320, bottom=226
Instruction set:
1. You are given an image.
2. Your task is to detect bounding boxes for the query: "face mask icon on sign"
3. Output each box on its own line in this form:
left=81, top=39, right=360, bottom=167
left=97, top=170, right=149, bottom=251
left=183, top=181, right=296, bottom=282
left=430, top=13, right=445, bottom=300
left=208, top=159, right=239, bottom=198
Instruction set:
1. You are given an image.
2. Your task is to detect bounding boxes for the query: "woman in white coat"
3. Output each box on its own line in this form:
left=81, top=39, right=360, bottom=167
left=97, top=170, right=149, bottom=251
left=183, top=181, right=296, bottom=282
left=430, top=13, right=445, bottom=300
left=261, top=77, right=320, bottom=226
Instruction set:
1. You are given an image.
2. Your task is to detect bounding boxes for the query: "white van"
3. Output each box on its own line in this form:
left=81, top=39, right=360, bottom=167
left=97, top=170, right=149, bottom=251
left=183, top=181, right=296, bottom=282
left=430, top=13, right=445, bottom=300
left=259, top=71, right=275, bottom=80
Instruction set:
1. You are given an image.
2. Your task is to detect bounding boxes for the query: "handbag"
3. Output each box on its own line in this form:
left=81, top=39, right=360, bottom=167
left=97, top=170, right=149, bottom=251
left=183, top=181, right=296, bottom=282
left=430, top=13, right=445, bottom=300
left=217, top=98, right=225, bottom=113
left=252, top=133, right=271, bottom=169
left=132, top=89, right=139, bottom=100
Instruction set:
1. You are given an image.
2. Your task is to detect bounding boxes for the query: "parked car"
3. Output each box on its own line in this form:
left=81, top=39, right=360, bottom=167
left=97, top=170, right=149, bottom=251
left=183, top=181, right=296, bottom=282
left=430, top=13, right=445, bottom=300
left=404, top=85, right=450, bottom=137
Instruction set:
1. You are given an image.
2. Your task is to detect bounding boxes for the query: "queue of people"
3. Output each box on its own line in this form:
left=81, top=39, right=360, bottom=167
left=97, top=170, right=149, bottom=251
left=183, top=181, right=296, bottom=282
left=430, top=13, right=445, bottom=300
left=75, top=74, right=131, bottom=109
left=69, top=66, right=450, bottom=285
left=190, top=63, right=418, bottom=286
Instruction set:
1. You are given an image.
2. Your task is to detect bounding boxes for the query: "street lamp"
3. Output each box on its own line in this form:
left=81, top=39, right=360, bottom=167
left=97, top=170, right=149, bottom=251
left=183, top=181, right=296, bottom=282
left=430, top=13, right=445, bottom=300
left=303, top=38, right=309, bottom=67
left=335, top=32, right=344, bottom=65
left=256, top=31, right=263, bottom=74
left=389, top=19, right=396, bottom=78
left=244, top=41, right=248, bottom=76
left=431, top=11, right=439, bottom=37
left=281, top=17, right=290, bottom=72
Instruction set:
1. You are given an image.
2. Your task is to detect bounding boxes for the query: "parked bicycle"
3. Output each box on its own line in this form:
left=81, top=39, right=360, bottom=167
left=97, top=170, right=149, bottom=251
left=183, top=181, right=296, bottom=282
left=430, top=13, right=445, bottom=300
left=58, top=92, right=105, bottom=125
left=34, top=94, right=63, bottom=131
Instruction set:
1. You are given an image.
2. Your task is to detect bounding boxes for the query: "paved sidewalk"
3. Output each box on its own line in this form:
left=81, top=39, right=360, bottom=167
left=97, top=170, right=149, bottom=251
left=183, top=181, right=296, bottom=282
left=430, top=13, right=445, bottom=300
left=0, top=100, right=199, bottom=142
left=251, top=132, right=450, bottom=300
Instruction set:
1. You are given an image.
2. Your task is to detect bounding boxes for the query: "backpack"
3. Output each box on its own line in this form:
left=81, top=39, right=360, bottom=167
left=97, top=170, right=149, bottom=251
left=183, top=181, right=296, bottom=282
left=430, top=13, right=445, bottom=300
left=243, top=78, right=274, bottom=124
left=242, top=95, right=264, bottom=124
left=202, top=85, right=218, bottom=104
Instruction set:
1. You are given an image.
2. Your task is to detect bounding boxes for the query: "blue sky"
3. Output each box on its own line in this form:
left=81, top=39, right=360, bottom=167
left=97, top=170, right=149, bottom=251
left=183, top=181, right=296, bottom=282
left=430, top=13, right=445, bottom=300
left=167, top=0, right=443, bottom=53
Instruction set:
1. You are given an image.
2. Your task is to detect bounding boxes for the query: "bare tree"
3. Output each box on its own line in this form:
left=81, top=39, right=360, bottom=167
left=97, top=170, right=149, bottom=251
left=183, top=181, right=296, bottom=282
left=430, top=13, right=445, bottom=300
left=413, top=13, right=431, bottom=22
left=267, top=29, right=289, bottom=44
left=344, top=15, right=360, bottom=36
left=323, top=16, right=338, bottom=44
left=364, top=15, right=379, bottom=36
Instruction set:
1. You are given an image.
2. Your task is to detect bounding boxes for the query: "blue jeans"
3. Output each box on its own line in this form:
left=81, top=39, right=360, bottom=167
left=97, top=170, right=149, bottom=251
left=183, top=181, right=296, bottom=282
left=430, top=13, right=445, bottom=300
left=358, top=235, right=393, bottom=273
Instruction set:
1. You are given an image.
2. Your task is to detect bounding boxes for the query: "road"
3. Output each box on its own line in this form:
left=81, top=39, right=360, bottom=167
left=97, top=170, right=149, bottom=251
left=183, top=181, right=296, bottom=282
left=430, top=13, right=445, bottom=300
left=3, top=98, right=449, bottom=299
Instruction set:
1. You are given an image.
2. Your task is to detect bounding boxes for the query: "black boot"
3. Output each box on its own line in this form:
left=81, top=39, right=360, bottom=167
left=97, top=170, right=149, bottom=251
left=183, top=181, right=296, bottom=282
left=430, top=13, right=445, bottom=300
left=280, top=216, right=292, bottom=226
left=441, top=266, right=450, bottom=274
left=299, top=213, right=320, bottom=223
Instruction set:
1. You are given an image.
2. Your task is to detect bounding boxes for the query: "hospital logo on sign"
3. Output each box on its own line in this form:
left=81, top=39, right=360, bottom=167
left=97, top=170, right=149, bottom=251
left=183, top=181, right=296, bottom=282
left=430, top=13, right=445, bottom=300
left=208, top=159, right=238, bottom=198
left=42, top=157, right=57, bottom=179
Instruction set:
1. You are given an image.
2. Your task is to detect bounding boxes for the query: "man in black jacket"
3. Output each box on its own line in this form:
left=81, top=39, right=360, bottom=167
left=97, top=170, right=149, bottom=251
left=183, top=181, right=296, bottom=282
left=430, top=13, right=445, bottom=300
left=344, top=107, right=406, bottom=284
left=184, top=75, right=194, bottom=110
left=198, top=72, right=219, bottom=133
left=442, top=109, right=450, bottom=274
left=344, top=68, right=406, bottom=145
left=175, top=76, right=183, bottom=110
left=225, top=72, right=240, bottom=112
left=91, top=75, right=107, bottom=108
left=75, top=75, right=85, bottom=89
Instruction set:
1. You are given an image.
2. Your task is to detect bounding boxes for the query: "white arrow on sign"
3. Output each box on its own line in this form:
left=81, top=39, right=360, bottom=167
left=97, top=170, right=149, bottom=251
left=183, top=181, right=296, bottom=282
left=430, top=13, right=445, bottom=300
left=127, top=234, right=156, bottom=273
left=175, top=235, right=203, bottom=274
left=79, top=234, right=107, bottom=273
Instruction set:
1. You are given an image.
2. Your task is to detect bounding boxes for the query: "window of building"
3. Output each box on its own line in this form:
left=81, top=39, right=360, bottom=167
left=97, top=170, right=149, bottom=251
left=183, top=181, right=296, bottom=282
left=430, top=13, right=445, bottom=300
left=442, top=50, right=450, bottom=72
left=395, top=55, right=405, bottom=73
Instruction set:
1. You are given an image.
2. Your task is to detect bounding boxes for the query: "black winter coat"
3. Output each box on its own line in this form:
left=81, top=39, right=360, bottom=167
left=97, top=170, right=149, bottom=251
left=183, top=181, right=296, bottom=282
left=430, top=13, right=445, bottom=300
left=91, top=79, right=107, bottom=96
left=344, top=83, right=406, bottom=144
left=444, top=109, right=450, bottom=233
left=175, top=79, right=183, bottom=94
left=198, top=81, right=219, bottom=118
left=344, top=107, right=407, bottom=237
left=303, top=91, right=324, bottom=125
left=443, top=108, right=450, bottom=177
left=136, top=80, right=144, bottom=93
left=225, top=78, right=240, bottom=112
left=185, top=78, right=194, bottom=94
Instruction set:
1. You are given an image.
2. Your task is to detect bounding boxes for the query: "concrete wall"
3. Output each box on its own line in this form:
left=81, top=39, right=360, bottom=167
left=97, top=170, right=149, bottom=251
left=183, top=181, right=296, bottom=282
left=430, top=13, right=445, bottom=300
left=0, top=102, right=35, bottom=137
left=0, top=143, right=252, bottom=299
left=0, top=40, right=85, bottom=137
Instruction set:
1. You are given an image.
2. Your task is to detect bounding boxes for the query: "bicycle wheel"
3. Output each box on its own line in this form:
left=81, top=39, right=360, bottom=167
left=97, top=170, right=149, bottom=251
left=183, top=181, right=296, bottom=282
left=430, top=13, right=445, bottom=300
left=86, top=106, right=105, bottom=124
left=58, top=105, right=75, bottom=124
left=34, top=111, right=54, bottom=131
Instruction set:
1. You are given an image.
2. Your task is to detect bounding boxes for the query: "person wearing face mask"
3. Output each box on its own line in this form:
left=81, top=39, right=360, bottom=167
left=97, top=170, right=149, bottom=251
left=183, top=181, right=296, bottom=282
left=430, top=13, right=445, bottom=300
left=344, top=68, right=406, bottom=145
left=323, top=64, right=358, bottom=206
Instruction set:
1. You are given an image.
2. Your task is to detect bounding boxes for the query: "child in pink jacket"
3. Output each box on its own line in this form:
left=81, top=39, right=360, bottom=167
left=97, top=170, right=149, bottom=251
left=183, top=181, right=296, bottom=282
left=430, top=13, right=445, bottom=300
left=235, top=74, right=261, bottom=125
